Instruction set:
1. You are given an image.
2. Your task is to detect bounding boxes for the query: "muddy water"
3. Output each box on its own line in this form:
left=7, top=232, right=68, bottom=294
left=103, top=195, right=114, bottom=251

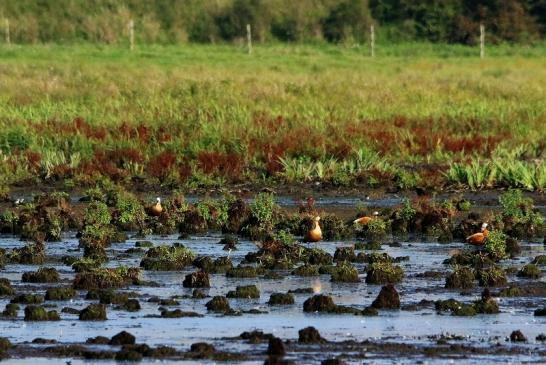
left=1, top=196, right=546, bottom=364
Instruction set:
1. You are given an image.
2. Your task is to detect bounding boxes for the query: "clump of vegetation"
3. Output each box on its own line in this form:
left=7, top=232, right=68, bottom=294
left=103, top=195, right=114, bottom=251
left=135, top=241, right=153, bottom=248
left=161, top=309, right=202, bottom=318
left=205, top=296, right=231, bottom=313
left=358, top=252, right=393, bottom=264
left=241, top=193, right=278, bottom=239
left=117, top=299, right=141, bottom=312
left=510, top=330, right=527, bottom=342
left=109, top=331, right=136, bottom=346
left=140, top=245, right=195, bottom=271
left=24, top=305, right=60, bottom=321
left=79, top=304, right=107, bottom=321
left=320, top=214, right=352, bottom=241
left=298, top=327, right=325, bottom=344
left=22, top=267, right=60, bottom=283
left=72, top=258, right=101, bottom=273
left=303, top=295, right=336, bottom=313
left=2, top=303, right=19, bottom=318
left=292, top=264, right=319, bottom=277
left=0, top=337, right=11, bottom=357
left=268, top=293, right=295, bottom=305
left=498, top=190, right=544, bottom=239
left=305, top=248, right=333, bottom=266
left=210, top=257, right=233, bottom=274
left=473, top=289, right=500, bottom=314
left=445, top=266, right=475, bottom=289
left=8, top=241, right=45, bottom=264
left=226, top=266, right=258, bottom=278
left=476, top=266, right=507, bottom=287
left=218, top=234, right=238, bottom=251
left=91, top=289, right=129, bottom=305
left=223, top=199, right=251, bottom=234
left=73, top=267, right=140, bottom=290
left=517, top=264, right=543, bottom=279
left=45, top=288, right=76, bottom=301
left=226, top=285, right=260, bottom=299
left=333, top=247, right=356, bottom=262
left=110, top=190, right=146, bottom=230
left=366, top=262, right=404, bottom=284
left=532, top=255, right=546, bottom=265
left=0, top=279, right=14, bottom=296
left=498, top=286, right=522, bottom=297
left=371, top=284, right=400, bottom=309
left=358, top=218, right=388, bottom=243
left=183, top=271, right=210, bottom=288
left=330, top=262, right=359, bottom=282
left=484, top=230, right=508, bottom=261
left=452, top=303, right=477, bottom=316
left=79, top=201, right=115, bottom=263
left=11, top=294, right=44, bottom=304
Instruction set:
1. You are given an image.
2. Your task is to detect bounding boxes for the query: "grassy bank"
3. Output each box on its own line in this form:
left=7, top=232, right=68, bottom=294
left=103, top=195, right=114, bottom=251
left=0, top=43, right=545, bottom=193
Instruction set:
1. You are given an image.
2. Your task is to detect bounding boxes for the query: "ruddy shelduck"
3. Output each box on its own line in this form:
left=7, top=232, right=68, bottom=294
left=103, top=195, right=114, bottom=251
left=304, top=216, right=322, bottom=243
left=353, top=211, right=379, bottom=225
left=149, top=197, right=163, bottom=217
left=466, top=223, right=489, bottom=246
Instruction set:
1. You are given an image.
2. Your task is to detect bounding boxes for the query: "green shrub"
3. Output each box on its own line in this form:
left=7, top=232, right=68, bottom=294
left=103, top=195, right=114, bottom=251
left=226, top=285, right=260, bottom=299
left=24, top=305, right=60, bottom=321
left=484, top=230, right=507, bottom=260
left=445, top=266, right=475, bottom=289
left=517, top=264, right=542, bottom=279
left=140, top=245, right=195, bottom=271
left=476, top=266, right=507, bottom=287
left=366, top=262, right=404, bottom=284
left=330, top=262, right=359, bottom=282
left=399, top=199, right=416, bottom=221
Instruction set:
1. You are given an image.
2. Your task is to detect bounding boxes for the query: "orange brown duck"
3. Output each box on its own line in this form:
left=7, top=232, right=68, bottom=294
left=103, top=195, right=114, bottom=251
left=148, top=197, right=163, bottom=217
left=466, top=223, right=489, bottom=246
left=353, top=211, right=379, bottom=225
left=304, top=216, right=322, bottom=243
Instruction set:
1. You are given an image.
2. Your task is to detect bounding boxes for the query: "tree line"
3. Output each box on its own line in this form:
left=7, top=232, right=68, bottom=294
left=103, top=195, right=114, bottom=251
left=1, top=0, right=544, bottom=44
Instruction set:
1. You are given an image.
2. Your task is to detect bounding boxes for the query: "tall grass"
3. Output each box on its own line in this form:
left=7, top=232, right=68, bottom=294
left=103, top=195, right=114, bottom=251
left=0, top=44, right=544, bottom=191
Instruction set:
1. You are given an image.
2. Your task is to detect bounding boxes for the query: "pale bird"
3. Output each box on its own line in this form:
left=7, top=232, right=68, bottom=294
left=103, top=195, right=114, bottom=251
left=304, top=216, right=322, bottom=243
left=353, top=211, right=379, bottom=225
left=466, top=223, right=489, bottom=246
left=149, top=197, right=163, bottom=217
left=312, top=279, right=322, bottom=294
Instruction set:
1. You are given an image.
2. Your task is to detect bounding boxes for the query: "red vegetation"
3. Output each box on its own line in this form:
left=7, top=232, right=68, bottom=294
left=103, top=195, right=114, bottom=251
left=147, top=150, right=177, bottom=179
left=178, top=160, right=193, bottom=183
left=24, top=151, right=42, bottom=172
left=408, top=129, right=506, bottom=156
left=197, top=151, right=244, bottom=180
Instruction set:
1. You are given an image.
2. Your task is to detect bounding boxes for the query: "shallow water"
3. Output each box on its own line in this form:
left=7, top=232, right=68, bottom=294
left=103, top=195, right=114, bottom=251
left=1, top=226, right=545, bottom=364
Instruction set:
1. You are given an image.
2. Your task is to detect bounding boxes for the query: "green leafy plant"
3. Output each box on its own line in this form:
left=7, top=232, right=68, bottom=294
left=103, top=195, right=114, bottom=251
left=399, top=198, right=416, bottom=221
left=484, top=230, right=508, bottom=261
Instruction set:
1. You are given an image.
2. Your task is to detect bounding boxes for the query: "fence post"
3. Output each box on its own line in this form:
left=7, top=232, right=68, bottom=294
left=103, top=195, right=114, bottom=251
left=129, top=19, right=134, bottom=51
left=370, top=25, right=375, bottom=57
left=480, top=24, right=485, bottom=59
left=4, top=18, right=9, bottom=45
left=246, top=24, right=252, bottom=55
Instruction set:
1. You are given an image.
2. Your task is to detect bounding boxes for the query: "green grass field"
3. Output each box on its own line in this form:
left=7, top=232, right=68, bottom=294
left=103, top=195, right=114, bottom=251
left=0, top=43, right=545, bottom=193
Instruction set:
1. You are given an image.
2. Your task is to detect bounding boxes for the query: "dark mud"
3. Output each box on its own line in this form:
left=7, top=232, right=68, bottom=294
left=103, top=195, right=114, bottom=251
left=0, top=192, right=545, bottom=364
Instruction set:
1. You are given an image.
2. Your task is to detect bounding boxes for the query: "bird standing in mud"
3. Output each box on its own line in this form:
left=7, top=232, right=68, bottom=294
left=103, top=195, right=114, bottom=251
left=148, top=197, right=163, bottom=217
left=466, top=223, right=489, bottom=245
left=304, top=216, right=322, bottom=243
left=353, top=211, right=379, bottom=225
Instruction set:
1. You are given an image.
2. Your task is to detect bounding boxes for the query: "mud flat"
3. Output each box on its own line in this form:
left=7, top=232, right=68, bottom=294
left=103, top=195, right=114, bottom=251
left=0, top=189, right=545, bottom=364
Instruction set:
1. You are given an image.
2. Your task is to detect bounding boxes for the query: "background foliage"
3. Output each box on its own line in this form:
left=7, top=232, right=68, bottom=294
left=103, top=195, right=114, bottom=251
left=0, top=0, right=544, bottom=45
